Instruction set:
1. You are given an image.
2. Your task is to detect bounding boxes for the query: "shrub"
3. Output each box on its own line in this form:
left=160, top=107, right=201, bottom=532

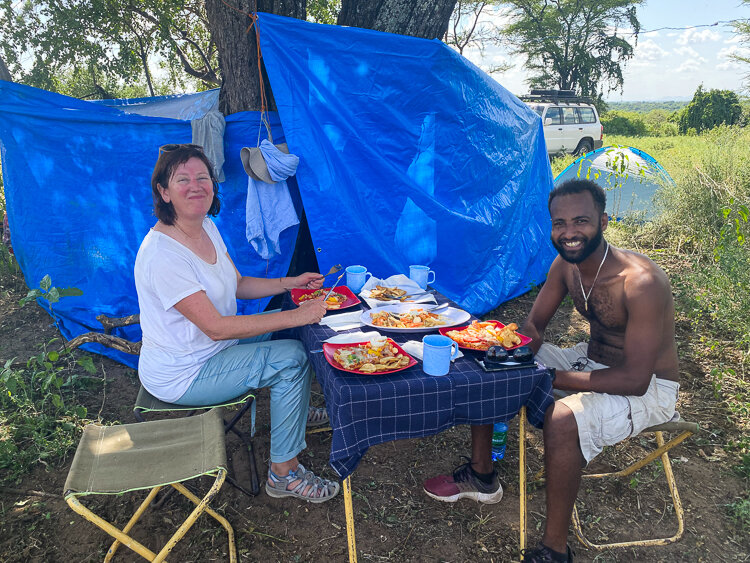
left=601, top=110, right=648, bottom=136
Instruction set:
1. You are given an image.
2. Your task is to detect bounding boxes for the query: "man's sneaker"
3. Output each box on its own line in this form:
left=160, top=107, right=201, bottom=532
left=423, top=458, right=503, bottom=504
left=521, top=543, right=573, bottom=562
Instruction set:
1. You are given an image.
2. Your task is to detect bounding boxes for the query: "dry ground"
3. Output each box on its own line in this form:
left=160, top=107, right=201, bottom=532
left=0, top=272, right=748, bottom=562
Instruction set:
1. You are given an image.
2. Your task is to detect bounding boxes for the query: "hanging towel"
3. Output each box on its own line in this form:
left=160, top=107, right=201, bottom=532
left=242, top=140, right=300, bottom=259
left=191, top=110, right=226, bottom=182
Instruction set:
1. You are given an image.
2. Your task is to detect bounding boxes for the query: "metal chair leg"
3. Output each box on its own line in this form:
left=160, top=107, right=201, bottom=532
left=571, top=430, right=693, bottom=549
left=343, top=475, right=358, bottom=563
left=519, top=406, right=528, bottom=553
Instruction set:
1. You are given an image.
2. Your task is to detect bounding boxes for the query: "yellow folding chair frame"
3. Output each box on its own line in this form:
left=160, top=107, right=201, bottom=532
left=64, top=409, right=237, bottom=562
left=571, top=420, right=698, bottom=549
left=66, top=471, right=236, bottom=562
left=519, top=411, right=698, bottom=551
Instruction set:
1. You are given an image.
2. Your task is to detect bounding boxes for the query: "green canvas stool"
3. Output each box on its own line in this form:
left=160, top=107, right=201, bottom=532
left=64, top=408, right=236, bottom=562
left=133, top=384, right=260, bottom=496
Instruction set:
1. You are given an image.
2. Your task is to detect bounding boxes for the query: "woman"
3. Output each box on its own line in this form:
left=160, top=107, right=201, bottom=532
left=134, top=143, right=338, bottom=502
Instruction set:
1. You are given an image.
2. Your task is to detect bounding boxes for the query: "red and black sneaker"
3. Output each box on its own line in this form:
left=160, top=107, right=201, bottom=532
left=423, top=458, right=503, bottom=504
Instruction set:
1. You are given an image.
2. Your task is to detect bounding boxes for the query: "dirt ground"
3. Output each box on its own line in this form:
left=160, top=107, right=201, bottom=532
left=1, top=274, right=748, bottom=562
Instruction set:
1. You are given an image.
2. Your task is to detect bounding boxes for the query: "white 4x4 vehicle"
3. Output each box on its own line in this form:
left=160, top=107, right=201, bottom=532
left=522, top=90, right=603, bottom=156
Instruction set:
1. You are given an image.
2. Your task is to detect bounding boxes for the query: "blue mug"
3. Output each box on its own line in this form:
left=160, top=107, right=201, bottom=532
left=409, top=265, right=436, bottom=290
left=422, top=334, right=459, bottom=376
left=346, top=265, right=372, bottom=294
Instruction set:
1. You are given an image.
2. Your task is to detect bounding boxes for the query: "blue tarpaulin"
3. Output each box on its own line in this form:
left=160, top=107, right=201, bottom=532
left=0, top=13, right=556, bottom=368
left=257, top=13, right=555, bottom=313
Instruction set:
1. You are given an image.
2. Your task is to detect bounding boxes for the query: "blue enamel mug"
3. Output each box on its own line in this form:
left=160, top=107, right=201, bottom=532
left=422, top=334, right=459, bottom=376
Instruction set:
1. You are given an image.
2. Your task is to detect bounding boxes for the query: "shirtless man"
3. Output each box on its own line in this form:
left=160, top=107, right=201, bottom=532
left=423, top=179, right=680, bottom=563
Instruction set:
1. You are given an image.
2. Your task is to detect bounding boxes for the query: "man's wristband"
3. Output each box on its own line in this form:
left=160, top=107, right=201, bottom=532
left=548, top=367, right=556, bottom=382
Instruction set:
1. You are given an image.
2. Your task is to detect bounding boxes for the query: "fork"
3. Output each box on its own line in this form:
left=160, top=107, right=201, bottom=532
left=322, top=272, right=346, bottom=301
left=321, top=264, right=343, bottom=279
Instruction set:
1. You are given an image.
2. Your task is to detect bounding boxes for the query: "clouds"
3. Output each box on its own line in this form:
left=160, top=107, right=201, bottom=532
left=676, top=28, right=722, bottom=45
left=630, top=39, right=669, bottom=66
left=717, top=44, right=750, bottom=70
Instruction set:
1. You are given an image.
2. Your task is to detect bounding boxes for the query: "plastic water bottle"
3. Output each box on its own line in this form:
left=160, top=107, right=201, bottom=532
left=491, top=422, right=508, bottom=461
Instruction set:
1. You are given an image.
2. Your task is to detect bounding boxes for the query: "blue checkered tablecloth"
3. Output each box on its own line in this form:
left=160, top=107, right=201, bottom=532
left=284, top=293, right=554, bottom=479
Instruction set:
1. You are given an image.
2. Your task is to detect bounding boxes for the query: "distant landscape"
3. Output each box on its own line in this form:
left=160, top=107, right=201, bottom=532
left=607, top=100, right=689, bottom=113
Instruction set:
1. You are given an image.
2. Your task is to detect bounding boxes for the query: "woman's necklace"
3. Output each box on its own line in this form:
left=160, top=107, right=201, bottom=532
left=173, top=221, right=203, bottom=241
left=576, top=242, right=609, bottom=313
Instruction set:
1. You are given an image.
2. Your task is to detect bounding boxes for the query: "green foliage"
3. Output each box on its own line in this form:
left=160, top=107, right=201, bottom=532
left=1, top=276, right=98, bottom=484
left=601, top=110, right=648, bottom=136
left=307, top=0, right=341, bottom=24
left=501, top=0, right=644, bottom=100
left=678, top=86, right=742, bottom=135
left=728, top=498, right=750, bottom=533
left=0, top=1, right=217, bottom=96
left=0, top=346, right=97, bottom=483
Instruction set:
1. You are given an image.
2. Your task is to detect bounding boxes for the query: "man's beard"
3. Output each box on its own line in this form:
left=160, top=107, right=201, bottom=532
left=552, top=224, right=604, bottom=264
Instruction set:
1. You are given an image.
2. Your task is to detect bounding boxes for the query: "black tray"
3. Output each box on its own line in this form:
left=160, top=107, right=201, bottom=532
left=473, top=356, right=538, bottom=372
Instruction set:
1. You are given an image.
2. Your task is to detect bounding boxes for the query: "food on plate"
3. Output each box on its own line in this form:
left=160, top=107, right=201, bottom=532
left=297, top=288, right=347, bottom=309
left=369, top=308, right=448, bottom=329
left=446, top=321, right=523, bottom=350
left=368, top=285, right=408, bottom=301
left=333, top=340, right=411, bottom=373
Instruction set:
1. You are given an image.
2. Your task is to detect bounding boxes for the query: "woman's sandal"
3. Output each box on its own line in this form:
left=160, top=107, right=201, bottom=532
left=266, top=463, right=340, bottom=503
left=307, top=405, right=329, bottom=427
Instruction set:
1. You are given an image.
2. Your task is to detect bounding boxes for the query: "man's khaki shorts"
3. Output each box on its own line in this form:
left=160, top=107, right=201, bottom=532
left=535, top=343, right=680, bottom=463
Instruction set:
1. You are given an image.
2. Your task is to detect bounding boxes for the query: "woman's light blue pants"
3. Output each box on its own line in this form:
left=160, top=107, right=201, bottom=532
left=176, top=336, right=311, bottom=464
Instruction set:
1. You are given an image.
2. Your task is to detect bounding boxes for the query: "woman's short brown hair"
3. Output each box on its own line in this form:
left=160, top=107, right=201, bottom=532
left=151, top=144, right=221, bottom=225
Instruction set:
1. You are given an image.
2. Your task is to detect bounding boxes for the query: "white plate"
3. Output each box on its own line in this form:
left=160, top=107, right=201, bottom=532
left=359, top=304, right=471, bottom=333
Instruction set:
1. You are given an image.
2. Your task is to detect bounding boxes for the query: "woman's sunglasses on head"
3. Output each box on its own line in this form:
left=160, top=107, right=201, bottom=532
left=158, top=143, right=204, bottom=155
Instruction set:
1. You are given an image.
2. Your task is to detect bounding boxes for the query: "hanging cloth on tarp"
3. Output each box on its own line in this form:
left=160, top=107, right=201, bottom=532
left=241, top=139, right=300, bottom=259
left=191, top=109, right=226, bottom=182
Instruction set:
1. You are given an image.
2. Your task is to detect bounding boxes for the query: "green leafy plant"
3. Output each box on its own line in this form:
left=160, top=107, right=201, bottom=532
left=1, top=276, right=96, bottom=484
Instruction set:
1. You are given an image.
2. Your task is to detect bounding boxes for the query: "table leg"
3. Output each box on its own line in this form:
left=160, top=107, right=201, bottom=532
left=519, top=405, right=527, bottom=553
left=343, top=475, right=357, bottom=563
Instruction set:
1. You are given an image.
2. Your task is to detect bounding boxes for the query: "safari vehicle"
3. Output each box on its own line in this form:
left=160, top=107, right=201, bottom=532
left=521, top=89, right=603, bottom=156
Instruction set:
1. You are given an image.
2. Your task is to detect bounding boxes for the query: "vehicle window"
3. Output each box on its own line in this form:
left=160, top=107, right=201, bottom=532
left=578, top=107, right=596, bottom=124
left=561, top=107, right=579, bottom=124
left=545, top=107, right=562, bottom=125
left=531, top=105, right=544, bottom=117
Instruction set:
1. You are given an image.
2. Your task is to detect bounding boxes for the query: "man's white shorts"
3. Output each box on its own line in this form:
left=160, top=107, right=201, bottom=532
left=535, top=342, right=680, bottom=464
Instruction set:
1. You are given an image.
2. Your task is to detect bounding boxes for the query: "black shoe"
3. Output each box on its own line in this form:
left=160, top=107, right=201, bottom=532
left=521, top=543, right=573, bottom=562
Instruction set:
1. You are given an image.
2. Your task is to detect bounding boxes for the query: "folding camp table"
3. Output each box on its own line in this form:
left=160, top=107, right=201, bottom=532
left=286, top=292, right=554, bottom=562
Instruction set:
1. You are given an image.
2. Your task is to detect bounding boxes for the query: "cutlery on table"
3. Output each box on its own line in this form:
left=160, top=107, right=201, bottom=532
left=321, top=264, right=343, bottom=279
left=322, top=272, right=346, bottom=301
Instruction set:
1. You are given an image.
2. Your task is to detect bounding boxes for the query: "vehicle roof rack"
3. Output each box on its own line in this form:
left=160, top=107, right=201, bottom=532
left=519, top=89, right=594, bottom=104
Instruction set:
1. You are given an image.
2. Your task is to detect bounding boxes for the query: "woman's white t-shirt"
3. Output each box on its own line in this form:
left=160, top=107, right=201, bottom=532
left=134, top=218, right=238, bottom=402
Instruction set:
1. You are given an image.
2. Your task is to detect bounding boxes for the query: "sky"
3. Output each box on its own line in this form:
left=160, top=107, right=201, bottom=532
left=461, top=0, right=750, bottom=101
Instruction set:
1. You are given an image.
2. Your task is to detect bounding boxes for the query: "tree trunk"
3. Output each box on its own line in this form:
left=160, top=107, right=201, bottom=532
left=0, top=55, right=11, bottom=82
left=204, top=0, right=305, bottom=114
left=338, top=0, right=457, bottom=39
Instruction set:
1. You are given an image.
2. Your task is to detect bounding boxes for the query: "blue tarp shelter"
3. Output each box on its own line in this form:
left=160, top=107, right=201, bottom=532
left=0, top=13, right=556, bottom=368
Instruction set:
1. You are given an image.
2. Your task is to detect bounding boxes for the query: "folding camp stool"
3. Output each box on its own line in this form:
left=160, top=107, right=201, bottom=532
left=133, top=384, right=260, bottom=496
left=64, top=408, right=236, bottom=562
left=519, top=411, right=699, bottom=551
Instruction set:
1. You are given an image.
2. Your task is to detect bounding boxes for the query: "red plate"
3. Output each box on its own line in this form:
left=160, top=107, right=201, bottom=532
left=438, top=320, right=532, bottom=351
left=290, top=286, right=361, bottom=310
left=322, top=339, right=417, bottom=375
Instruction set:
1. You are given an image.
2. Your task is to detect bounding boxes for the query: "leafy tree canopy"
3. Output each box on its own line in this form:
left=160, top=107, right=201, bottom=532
left=678, top=85, right=743, bottom=134
left=0, top=0, right=218, bottom=97
left=500, top=0, right=643, bottom=102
